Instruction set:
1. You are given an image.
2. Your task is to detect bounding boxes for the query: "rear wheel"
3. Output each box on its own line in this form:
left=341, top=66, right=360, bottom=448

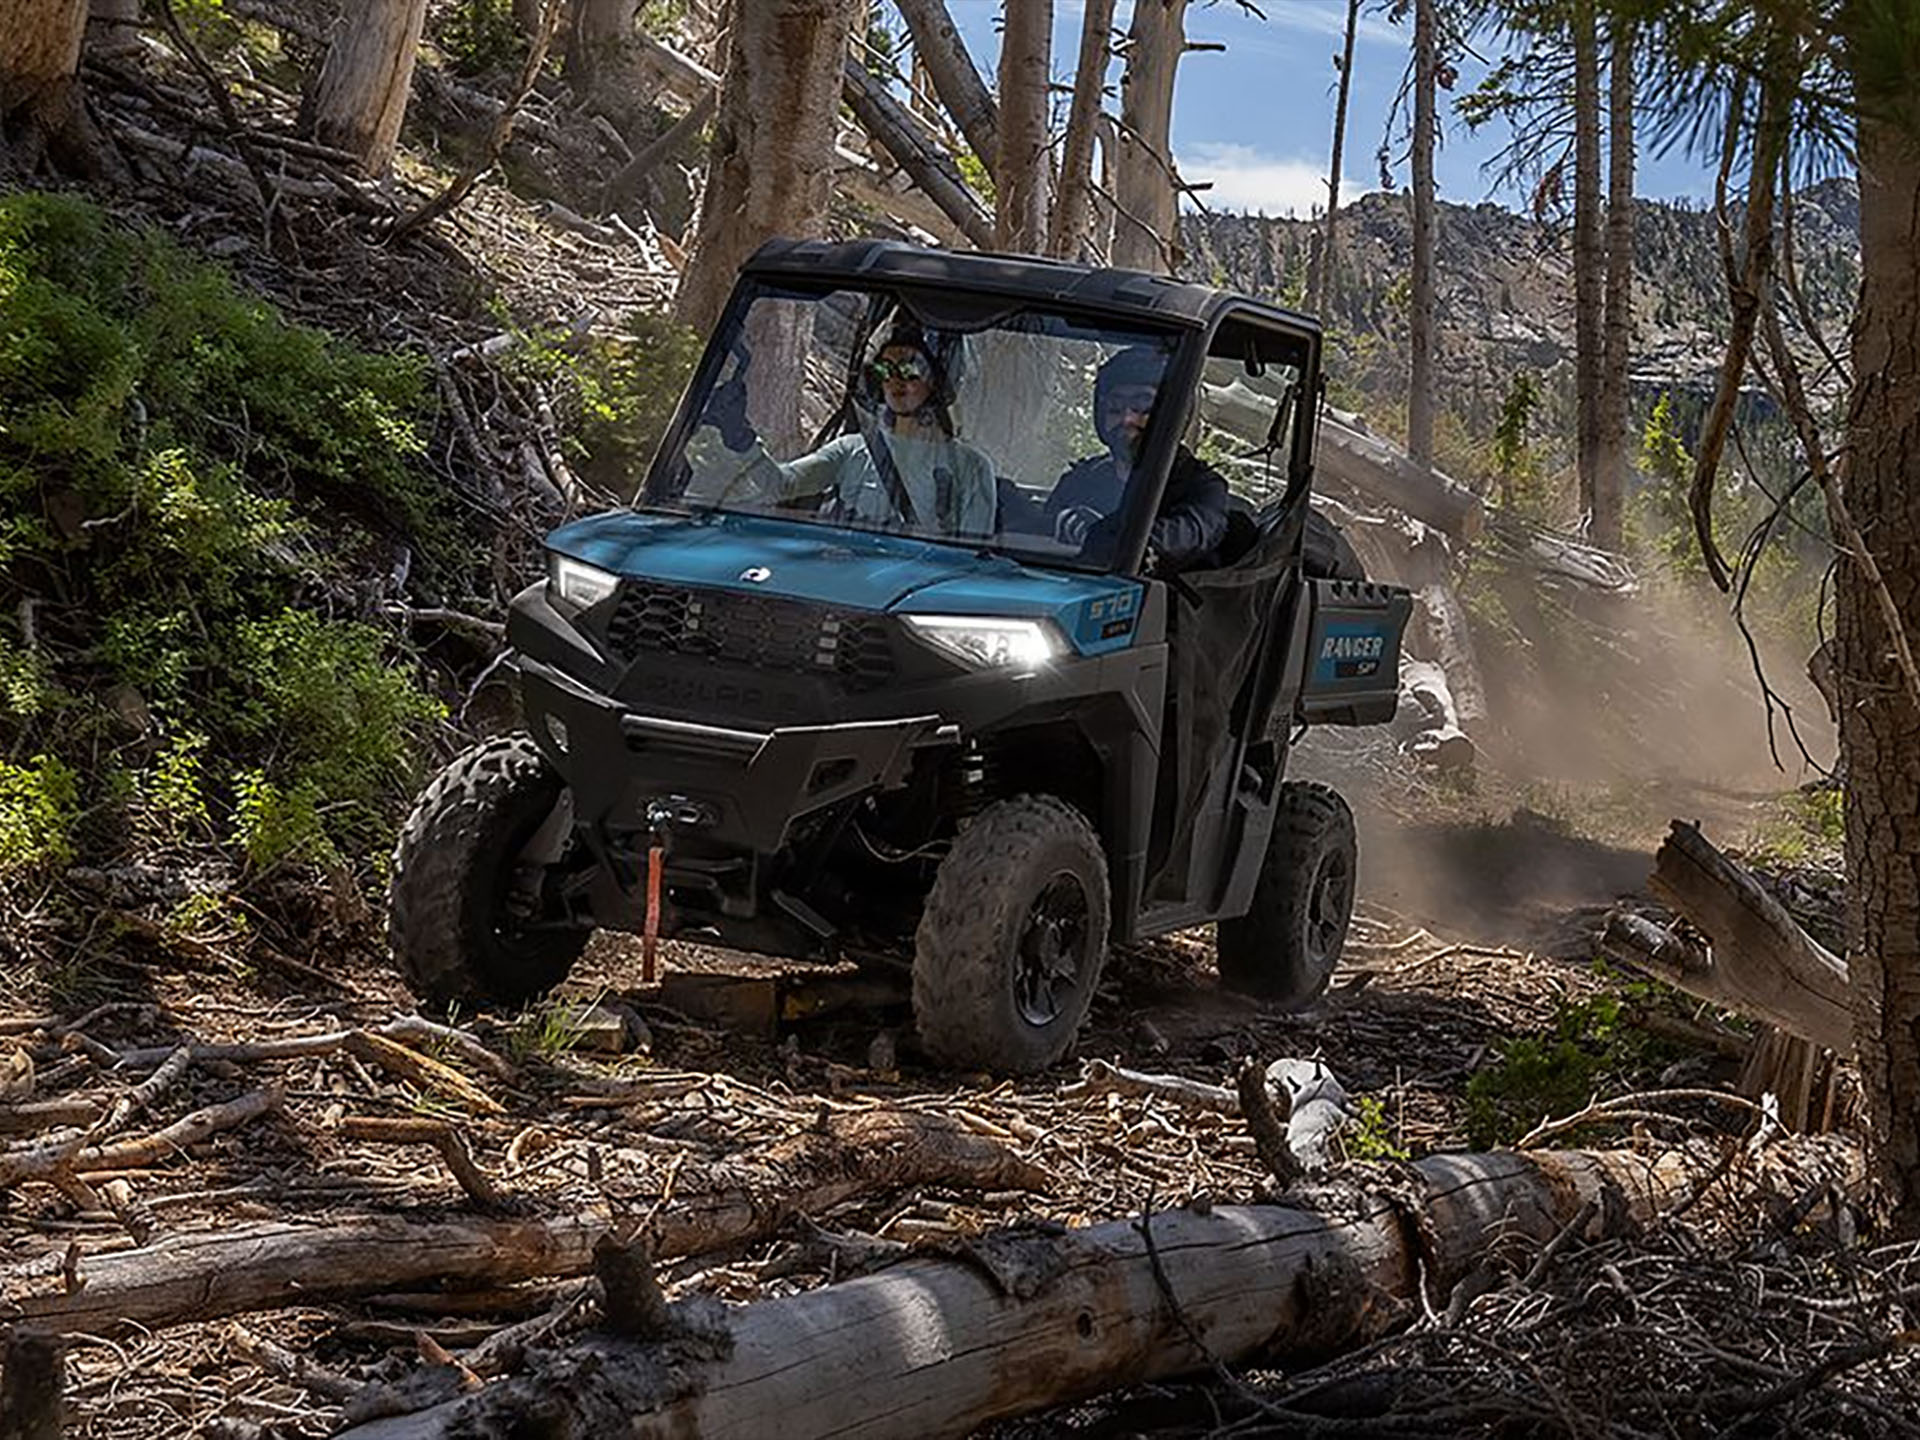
left=913, top=795, right=1109, bottom=1074
left=388, top=733, right=589, bottom=1011
left=1216, top=781, right=1356, bottom=1008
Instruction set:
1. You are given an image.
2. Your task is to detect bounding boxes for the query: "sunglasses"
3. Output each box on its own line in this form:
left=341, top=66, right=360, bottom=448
left=869, top=356, right=932, bottom=384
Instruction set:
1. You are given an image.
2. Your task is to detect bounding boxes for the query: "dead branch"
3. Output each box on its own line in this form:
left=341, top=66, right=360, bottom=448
left=1237, top=1057, right=1302, bottom=1189
left=4, top=1109, right=1043, bottom=1335
left=1061, top=1058, right=1236, bottom=1113
left=388, top=0, right=563, bottom=241
left=338, top=1116, right=509, bottom=1210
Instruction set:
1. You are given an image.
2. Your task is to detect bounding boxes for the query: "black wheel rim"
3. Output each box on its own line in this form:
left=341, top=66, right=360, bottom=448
left=1014, top=871, right=1093, bottom=1027
left=1305, top=848, right=1354, bottom=969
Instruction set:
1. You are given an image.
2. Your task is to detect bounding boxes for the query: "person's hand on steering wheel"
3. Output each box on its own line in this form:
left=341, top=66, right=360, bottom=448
left=1053, top=504, right=1103, bottom=548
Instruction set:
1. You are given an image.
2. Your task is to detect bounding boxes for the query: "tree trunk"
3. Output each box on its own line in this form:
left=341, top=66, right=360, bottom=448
left=1305, top=0, right=1360, bottom=315
left=842, top=59, right=994, bottom=249
left=995, top=0, right=1052, bottom=252
left=0, top=0, right=92, bottom=173
left=1407, top=0, right=1437, bottom=469
left=567, top=0, right=631, bottom=92
left=674, top=0, right=854, bottom=336
left=1837, top=108, right=1920, bottom=1235
left=1571, top=0, right=1604, bottom=534
left=892, top=0, right=998, bottom=181
left=1110, top=0, right=1188, bottom=273
left=333, top=1147, right=1732, bottom=1440
left=1593, top=19, right=1634, bottom=551
left=1047, top=0, right=1113, bottom=259
left=305, top=0, right=429, bottom=177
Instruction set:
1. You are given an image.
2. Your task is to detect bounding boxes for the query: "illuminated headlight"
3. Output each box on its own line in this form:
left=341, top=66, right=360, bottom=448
left=548, top=553, right=618, bottom=609
left=902, top=615, right=1063, bottom=671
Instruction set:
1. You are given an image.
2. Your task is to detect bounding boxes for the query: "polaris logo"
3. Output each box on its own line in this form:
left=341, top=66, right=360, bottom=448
left=1320, top=633, right=1384, bottom=662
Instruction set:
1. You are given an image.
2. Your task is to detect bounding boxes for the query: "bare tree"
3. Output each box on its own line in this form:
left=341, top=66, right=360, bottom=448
left=995, top=0, right=1053, bottom=252
left=0, top=0, right=92, bottom=171
left=893, top=0, right=999, bottom=182
left=305, top=0, right=430, bottom=176
left=675, top=0, right=855, bottom=336
left=1408, top=0, right=1438, bottom=467
left=1593, top=15, right=1634, bottom=549
left=1570, top=0, right=1604, bottom=531
left=568, top=0, right=632, bottom=91
left=1111, top=0, right=1190, bottom=272
left=1048, top=0, right=1116, bottom=259
left=1306, top=0, right=1362, bottom=315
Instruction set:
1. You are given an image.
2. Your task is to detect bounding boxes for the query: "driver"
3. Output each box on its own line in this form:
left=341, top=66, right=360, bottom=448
left=690, top=325, right=996, bottom=538
left=1043, top=344, right=1228, bottom=572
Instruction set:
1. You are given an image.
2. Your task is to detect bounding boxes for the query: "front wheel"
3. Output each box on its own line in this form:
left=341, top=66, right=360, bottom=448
left=388, top=733, right=589, bottom=1011
left=913, top=795, right=1110, bottom=1074
left=1216, top=781, right=1357, bottom=1008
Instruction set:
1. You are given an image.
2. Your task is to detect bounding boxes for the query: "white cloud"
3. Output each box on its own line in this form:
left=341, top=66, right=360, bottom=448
left=1253, top=0, right=1405, bottom=49
left=1178, top=142, right=1365, bottom=217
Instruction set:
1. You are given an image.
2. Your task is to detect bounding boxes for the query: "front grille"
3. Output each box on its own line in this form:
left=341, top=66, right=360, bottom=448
left=605, top=582, right=897, bottom=692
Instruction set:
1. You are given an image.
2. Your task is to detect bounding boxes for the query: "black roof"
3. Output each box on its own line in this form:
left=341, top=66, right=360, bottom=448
left=742, top=238, right=1319, bottom=334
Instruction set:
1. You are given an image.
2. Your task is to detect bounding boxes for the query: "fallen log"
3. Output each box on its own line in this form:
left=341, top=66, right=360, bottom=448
left=841, top=59, right=994, bottom=249
left=1611, top=822, right=1852, bottom=1054
left=332, top=1145, right=1741, bottom=1440
left=1, top=1109, right=1043, bottom=1335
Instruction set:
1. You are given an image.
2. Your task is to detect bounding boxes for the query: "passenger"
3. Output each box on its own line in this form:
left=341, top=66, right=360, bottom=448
left=692, top=325, right=997, bottom=538
left=1044, top=344, right=1229, bottom=572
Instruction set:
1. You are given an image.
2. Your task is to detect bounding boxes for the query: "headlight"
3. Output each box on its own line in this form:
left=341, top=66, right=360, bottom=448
left=902, top=614, right=1062, bottom=671
left=548, top=553, right=618, bottom=609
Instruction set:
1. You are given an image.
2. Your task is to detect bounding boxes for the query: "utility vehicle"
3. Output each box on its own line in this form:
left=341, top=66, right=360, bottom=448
left=389, top=240, right=1411, bottom=1073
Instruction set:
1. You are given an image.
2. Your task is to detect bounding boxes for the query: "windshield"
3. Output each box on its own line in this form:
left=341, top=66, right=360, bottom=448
left=644, top=283, right=1186, bottom=567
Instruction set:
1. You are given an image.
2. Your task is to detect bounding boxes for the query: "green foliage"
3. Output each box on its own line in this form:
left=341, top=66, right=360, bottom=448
left=0, top=754, right=78, bottom=876
left=1748, top=785, right=1846, bottom=869
left=439, top=0, right=526, bottom=77
left=0, top=192, right=452, bottom=880
left=955, top=148, right=997, bottom=207
left=1344, top=1094, right=1411, bottom=1162
left=523, top=310, right=703, bottom=496
left=1465, top=984, right=1685, bottom=1148
left=1491, top=369, right=1542, bottom=506
left=510, top=1000, right=589, bottom=1060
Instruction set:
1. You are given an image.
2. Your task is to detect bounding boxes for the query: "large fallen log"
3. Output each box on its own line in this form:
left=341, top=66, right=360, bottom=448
left=334, top=1145, right=1743, bottom=1440
left=0, top=1110, right=1042, bottom=1335
left=1605, top=821, right=1851, bottom=1053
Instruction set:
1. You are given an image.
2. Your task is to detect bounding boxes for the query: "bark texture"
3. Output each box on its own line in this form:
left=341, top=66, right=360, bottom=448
left=0, top=0, right=91, bottom=171
left=892, top=0, right=997, bottom=176
left=1838, top=109, right=1920, bottom=1235
left=1048, top=0, right=1115, bottom=259
left=1570, top=0, right=1604, bottom=530
left=305, top=0, right=429, bottom=176
left=1594, top=19, right=1634, bottom=551
left=566, top=0, right=630, bottom=90
left=1109, top=0, right=1188, bottom=272
left=334, top=1147, right=1721, bottom=1440
left=1407, top=0, right=1437, bottom=468
left=674, top=0, right=854, bottom=336
left=994, top=0, right=1053, bottom=253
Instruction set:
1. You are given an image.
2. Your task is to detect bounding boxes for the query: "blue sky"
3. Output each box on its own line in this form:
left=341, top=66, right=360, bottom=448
left=925, top=1, right=1715, bottom=217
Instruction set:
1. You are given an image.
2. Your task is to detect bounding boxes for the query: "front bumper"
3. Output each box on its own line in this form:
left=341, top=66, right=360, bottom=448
left=519, top=653, right=957, bottom=854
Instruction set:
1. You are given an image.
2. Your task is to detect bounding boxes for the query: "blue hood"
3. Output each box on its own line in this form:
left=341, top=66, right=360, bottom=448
left=546, top=510, right=1143, bottom=656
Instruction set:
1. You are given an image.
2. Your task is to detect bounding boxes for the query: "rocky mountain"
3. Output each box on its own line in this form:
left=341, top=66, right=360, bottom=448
left=1180, top=179, right=1860, bottom=452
